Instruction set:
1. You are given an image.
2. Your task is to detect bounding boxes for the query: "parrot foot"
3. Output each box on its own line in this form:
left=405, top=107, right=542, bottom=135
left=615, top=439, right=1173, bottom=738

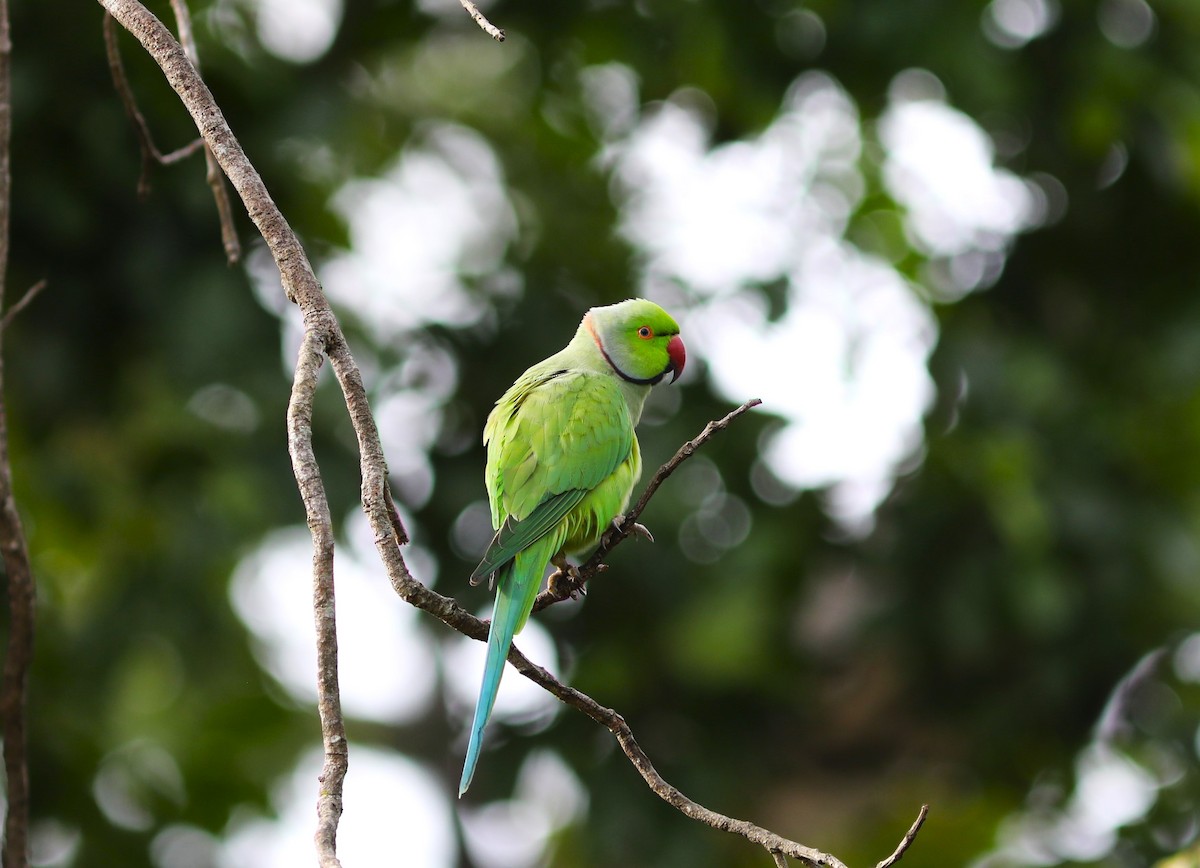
left=548, top=560, right=586, bottom=600
left=611, top=514, right=654, bottom=543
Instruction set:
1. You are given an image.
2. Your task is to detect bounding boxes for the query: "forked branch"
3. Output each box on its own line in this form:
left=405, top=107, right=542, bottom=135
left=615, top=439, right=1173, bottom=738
left=94, top=4, right=928, bottom=866
left=104, top=3, right=240, bottom=263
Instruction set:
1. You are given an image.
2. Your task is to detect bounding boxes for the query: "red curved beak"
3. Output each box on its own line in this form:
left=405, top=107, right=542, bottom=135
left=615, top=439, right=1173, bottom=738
left=666, top=334, right=686, bottom=384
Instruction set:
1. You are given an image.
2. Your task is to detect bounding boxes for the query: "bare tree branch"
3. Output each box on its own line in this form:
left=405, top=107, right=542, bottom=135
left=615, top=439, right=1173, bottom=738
left=93, top=4, right=928, bottom=866
left=532, top=397, right=763, bottom=614
left=0, top=279, right=46, bottom=332
left=0, top=1, right=34, bottom=865
left=874, top=804, right=929, bottom=868
left=288, top=330, right=345, bottom=868
left=457, top=0, right=505, bottom=41
left=97, top=2, right=365, bottom=860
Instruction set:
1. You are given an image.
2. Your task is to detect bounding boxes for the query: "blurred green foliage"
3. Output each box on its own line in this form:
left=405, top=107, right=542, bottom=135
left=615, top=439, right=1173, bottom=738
left=7, top=0, right=1200, bottom=866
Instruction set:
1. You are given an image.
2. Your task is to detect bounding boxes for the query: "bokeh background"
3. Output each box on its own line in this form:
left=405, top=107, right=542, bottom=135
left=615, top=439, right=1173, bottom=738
left=8, top=0, right=1200, bottom=865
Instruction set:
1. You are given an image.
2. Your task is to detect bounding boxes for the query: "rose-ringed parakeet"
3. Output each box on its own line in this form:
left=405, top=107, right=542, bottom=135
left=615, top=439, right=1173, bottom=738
left=459, top=298, right=686, bottom=796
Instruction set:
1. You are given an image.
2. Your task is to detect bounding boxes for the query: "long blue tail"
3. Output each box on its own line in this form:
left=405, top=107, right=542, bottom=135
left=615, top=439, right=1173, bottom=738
left=460, top=533, right=563, bottom=796
left=459, top=563, right=526, bottom=797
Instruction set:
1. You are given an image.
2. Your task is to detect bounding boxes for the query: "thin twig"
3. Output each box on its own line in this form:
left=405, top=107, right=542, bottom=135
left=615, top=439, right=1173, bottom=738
left=772, top=851, right=789, bottom=868
left=0, top=279, right=45, bottom=331
left=0, top=1, right=34, bottom=864
left=288, top=330, right=345, bottom=868
left=94, top=5, right=927, bottom=866
left=105, top=6, right=238, bottom=262
left=531, top=397, right=762, bottom=613
left=382, top=478, right=409, bottom=547
left=457, top=0, right=505, bottom=41
left=874, top=804, right=929, bottom=868
left=103, top=12, right=205, bottom=198
left=167, top=0, right=240, bottom=264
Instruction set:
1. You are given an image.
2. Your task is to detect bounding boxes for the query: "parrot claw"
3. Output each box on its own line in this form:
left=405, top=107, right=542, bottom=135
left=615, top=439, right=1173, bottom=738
left=610, top=514, right=654, bottom=543
left=548, top=562, right=586, bottom=600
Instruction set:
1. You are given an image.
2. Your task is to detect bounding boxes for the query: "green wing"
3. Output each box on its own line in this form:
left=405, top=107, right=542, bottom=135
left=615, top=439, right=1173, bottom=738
left=469, top=489, right=587, bottom=583
left=471, top=366, right=632, bottom=584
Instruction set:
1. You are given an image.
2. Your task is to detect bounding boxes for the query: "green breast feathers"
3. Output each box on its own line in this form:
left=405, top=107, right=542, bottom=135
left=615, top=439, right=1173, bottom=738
left=472, top=367, right=640, bottom=583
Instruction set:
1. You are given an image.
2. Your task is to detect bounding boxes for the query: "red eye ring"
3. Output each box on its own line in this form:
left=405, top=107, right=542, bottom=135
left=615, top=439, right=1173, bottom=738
left=637, top=326, right=654, bottom=339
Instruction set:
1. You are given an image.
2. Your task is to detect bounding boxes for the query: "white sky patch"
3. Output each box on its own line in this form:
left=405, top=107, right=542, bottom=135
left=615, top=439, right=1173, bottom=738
left=322, top=123, right=519, bottom=343
left=460, top=750, right=588, bottom=868
left=374, top=339, right=462, bottom=510
left=230, top=524, right=437, bottom=723
left=982, top=0, right=1060, bottom=49
left=879, top=87, right=1038, bottom=261
left=250, top=0, right=343, bottom=64
left=971, top=651, right=1175, bottom=867
left=605, top=67, right=1042, bottom=527
left=610, top=71, right=861, bottom=297
left=973, top=744, right=1160, bottom=867
left=220, top=745, right=454, bottom=868
left=581, top=63, right=641, bottom=142
left=608, top=72, right=933, bottom=528
left=687, top=243, right=936, bottom=527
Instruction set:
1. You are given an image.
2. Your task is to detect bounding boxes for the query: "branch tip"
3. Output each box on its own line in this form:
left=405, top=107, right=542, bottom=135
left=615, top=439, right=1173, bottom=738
left=1, top=278, right=47, bottom=331
left=874, top=804, right=930, bottom=868
left=458, top=0, right=505, bottom=40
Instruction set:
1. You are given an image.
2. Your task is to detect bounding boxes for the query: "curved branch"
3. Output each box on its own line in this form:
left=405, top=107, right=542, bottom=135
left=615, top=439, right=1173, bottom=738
left=93, top=5, right=927, bottom=866
left=287, top=330, right=345, bottom=868
left=96, top=4, right=373, bottom=863
left=875, top=804, right=929, bottom=868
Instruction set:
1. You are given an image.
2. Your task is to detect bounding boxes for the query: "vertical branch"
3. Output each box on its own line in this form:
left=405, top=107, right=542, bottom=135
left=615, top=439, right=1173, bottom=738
left=288, top=331, right=345, bottom=868
left=94, top=3, right=370, bottom=861
left=0, top=0, right=35, bottom=865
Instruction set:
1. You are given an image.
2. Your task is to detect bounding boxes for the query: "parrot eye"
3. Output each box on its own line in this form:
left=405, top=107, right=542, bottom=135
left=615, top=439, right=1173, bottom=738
left=637, top=326, right=654, bottom=339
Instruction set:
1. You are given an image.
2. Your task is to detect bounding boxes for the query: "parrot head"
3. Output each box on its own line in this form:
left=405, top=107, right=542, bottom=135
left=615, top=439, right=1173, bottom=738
left=584, top=298, right=686, bottom=386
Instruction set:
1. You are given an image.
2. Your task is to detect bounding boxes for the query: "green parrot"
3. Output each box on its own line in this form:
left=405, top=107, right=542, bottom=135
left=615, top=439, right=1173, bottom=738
left=459, top=298, right=686, bottom=796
